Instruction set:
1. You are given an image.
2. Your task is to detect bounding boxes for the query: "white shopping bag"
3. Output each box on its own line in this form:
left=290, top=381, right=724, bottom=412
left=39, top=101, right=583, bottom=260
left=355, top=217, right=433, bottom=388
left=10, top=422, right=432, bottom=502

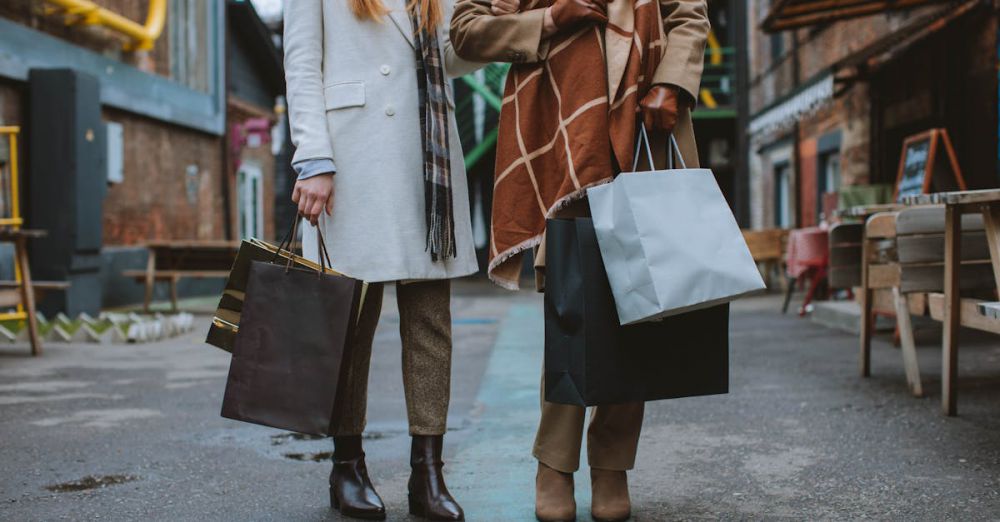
left=587, top=128, right=765, bottom=325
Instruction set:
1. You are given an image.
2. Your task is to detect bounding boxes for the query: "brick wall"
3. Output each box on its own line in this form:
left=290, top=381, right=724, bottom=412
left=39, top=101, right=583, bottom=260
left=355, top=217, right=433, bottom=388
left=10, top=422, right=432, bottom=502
left=746, top=4, right=995, bottom=227
left=101, top=108, right=225, bottom=245
left=748, top=5, right=942, bottom=114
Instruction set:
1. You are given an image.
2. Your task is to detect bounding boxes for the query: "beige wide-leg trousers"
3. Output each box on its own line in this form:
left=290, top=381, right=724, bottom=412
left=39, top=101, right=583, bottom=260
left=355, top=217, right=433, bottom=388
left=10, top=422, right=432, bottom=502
left=533, top=380, right=645, bottom=473
left=331, top=280, right=453, bottom=436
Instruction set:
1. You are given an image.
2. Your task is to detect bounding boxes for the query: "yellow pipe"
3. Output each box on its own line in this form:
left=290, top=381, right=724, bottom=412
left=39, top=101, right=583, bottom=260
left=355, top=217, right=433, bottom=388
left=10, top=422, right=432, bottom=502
left=706, top=29, right=722, bottom=66
left=45, top=0, right=167, bottom=51
left=700, top=88, right=718, bottom=109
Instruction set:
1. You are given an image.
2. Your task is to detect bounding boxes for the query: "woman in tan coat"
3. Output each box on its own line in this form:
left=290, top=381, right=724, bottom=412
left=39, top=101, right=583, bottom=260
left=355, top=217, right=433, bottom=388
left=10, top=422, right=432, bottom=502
left=450, top=1, right=709, bottom=520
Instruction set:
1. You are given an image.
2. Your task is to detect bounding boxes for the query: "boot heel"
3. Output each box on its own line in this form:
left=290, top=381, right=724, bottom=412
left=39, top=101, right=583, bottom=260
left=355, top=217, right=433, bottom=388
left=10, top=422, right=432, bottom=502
left=408, top=494, right=423, bottom=517
left=330, top=487, right=340, bottom=510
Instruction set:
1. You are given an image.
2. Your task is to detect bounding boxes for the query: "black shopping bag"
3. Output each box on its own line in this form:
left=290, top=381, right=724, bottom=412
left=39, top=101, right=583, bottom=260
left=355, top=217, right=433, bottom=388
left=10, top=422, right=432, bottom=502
left=221, top=228, right=363, bottom=436
left=206, top=222, right=346, bottom=353
left=544, top=217, right=729, bottom=407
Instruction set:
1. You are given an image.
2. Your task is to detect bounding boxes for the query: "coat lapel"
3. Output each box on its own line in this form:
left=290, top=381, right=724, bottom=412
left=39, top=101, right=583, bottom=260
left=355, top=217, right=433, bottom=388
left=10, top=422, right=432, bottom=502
left=386, top=1, right=416, bottom=49
left=605, top=1, right=635, bottom=101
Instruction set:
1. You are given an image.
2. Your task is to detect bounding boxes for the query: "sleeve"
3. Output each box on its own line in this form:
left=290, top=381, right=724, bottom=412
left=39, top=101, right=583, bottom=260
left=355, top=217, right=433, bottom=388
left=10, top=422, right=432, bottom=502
left=284, top=0, right=335, bottom=165
left=449, top=0, right=551, bottom=64
left=293, top=158, right=337, bottom=180
left=652, top=0, right=710, bottom=102
left=441, top=0, right=487, bottom=78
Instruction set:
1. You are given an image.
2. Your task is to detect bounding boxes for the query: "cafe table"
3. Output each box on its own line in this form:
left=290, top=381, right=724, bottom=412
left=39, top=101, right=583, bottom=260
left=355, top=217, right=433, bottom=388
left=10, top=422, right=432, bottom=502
left=901, top=189, right=1000, bottom=415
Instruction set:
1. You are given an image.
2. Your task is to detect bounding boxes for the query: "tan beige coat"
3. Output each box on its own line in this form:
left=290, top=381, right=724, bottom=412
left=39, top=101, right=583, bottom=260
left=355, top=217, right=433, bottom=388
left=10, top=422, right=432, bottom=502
left=450, top=0, right=709, bottom=166
left=450, top=0, right=710, bottom=288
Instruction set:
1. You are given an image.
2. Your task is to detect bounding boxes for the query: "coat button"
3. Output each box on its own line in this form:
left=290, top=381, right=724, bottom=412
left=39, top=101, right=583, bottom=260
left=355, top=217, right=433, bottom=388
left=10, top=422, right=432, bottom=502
left=385, top=107, right=395, bottom=116
left=380, top=65, right=391, bottom=76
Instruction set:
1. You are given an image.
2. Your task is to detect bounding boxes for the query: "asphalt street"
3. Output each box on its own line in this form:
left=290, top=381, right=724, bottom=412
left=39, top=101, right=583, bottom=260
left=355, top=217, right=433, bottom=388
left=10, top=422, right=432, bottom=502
left=1, top=281, right=999, bottom=521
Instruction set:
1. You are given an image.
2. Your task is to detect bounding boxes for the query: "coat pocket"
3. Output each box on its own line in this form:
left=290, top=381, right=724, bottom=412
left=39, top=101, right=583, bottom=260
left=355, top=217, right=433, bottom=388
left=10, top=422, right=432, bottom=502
left=324, top=81, right=366, bottom=111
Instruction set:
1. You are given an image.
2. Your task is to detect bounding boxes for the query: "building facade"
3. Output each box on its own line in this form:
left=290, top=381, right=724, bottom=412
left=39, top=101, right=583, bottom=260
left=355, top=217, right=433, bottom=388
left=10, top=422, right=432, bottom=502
left=745, top=0, right=999, bottom=230
left=0, top=0, right=286, bottom=314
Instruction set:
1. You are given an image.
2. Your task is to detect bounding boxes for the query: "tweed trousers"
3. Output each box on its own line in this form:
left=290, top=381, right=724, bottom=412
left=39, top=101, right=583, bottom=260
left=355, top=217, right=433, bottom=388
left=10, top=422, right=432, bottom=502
left=331, top=279, right=453, bottom=436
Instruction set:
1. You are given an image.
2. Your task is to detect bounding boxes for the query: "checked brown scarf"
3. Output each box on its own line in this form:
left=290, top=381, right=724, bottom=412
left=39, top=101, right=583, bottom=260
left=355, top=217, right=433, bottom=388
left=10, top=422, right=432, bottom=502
left=488, top=0, right=667, bottom=289
left=410, top=10, right=456, bottom=261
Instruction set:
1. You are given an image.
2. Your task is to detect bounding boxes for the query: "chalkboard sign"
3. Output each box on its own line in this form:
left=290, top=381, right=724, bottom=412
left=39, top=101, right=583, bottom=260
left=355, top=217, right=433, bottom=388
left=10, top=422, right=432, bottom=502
left=893, top=129, right=966, bottom=202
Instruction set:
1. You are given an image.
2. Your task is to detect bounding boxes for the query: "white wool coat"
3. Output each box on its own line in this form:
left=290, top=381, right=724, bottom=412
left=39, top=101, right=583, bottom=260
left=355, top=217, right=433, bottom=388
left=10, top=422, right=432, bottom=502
left=285, top=0, right=481, bottom=282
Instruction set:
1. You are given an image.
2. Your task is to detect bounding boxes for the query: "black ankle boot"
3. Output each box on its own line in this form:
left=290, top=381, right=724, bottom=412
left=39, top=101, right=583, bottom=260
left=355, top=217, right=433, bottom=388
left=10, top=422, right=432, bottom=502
left=329, top=435, right=386, bottom=520
left=407, top=435, right=464, bottom=521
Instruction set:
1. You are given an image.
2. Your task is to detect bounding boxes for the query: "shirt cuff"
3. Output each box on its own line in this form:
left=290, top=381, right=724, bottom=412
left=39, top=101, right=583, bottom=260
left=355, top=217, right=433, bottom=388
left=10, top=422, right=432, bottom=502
left=293, top=158, right=336, bottom=180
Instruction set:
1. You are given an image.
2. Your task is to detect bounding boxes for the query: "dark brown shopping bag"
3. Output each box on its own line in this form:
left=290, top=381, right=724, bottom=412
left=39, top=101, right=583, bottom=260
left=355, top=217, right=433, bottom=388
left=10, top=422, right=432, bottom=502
left=206, top=220, right=345, bottom=352
left=221, top=225, right=363, bottom=436
left=544, top=217, right=729, bottom=407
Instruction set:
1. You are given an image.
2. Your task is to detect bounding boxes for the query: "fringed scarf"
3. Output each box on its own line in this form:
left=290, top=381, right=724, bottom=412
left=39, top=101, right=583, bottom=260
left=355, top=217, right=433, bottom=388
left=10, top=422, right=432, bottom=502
left=410, top=9, right=456, bottom=261
left=487, top=0, right=666, bottom=289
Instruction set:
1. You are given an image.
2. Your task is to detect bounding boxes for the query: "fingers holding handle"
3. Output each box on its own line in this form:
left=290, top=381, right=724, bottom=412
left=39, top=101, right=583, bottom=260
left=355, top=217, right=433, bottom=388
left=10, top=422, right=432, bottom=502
left=291, top=174, right=334, bottom=227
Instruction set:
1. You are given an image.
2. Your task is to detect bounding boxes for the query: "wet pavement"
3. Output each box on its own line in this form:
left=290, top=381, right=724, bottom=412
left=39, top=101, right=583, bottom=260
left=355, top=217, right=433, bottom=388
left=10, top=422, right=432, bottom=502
left=1, top=281, right=999, bottom=521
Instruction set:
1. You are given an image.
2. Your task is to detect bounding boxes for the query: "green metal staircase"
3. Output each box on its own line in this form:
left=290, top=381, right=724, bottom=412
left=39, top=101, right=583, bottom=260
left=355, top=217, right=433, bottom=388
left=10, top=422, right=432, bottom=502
left=457, top=63, right=509, bottom=170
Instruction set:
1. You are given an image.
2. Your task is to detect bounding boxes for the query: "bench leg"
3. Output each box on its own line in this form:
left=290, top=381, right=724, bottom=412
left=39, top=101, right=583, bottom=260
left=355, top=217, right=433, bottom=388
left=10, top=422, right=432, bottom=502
left=942, top=205, right=961, bottom=416
left=859, top=234, right=872, bottom=378
left=143, top=250, right=156, bottom=314
left=983, top=203, right=1000, bottom=292
left=892, top=287, right=923, bottom=397
left=169, top=277, right=179, bottom=313
left=16, top=239, right=41, bottom=356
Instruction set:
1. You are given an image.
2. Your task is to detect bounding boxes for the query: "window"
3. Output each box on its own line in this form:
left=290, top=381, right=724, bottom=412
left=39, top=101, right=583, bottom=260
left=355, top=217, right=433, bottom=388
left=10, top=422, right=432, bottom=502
left=774, top=162, right=792, bottom=228
left=237, top=161, right=264, bottom=239
left=169, top=0, right=215, bottom=92
left=770, top=33, right=784, bottom=63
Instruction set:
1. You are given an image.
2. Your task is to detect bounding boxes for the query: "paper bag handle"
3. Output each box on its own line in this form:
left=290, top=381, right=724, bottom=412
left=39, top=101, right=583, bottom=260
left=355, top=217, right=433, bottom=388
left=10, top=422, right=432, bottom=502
left=271, top=212, right=334, bottom=279
left=631, top=125, right=687, bottom=172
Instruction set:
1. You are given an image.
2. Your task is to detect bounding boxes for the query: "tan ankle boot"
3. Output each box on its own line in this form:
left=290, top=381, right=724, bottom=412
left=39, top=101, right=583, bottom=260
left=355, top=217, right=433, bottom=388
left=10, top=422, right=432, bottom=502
left=590, top=469, right=630, bottom=522
left=535, top=462, right=576, bottom=521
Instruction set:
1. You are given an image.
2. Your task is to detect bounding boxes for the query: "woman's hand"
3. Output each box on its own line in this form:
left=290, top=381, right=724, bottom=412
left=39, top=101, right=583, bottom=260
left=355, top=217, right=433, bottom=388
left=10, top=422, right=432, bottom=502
left=292, top=174, right=334, bottom=226
left=637, top=84, right=691, bottom=134
left=549, top=0, right=610, bottom=31
left=491, top=0, right=519, bottom=15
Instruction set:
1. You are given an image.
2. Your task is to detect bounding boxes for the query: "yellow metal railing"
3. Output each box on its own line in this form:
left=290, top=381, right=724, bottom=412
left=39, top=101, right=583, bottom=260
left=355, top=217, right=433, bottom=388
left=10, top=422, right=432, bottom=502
left=0, top=126, right=25, bottom=322
left=43, top=0, right=167, bottom=51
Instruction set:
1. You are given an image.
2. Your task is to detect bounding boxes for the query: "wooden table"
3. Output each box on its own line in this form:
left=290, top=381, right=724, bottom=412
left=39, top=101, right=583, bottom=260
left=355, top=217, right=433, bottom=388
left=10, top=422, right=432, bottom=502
left=834, top=203, right=906, bottom=220
left=902, top=189, right=1000, bottom=415
left=123, top=240, right=240, bottom=312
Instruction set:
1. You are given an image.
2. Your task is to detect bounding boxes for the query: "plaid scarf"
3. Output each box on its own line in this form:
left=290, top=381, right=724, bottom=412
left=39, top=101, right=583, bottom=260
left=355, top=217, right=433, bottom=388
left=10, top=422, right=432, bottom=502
left=410, top=11, right=456, bottom=261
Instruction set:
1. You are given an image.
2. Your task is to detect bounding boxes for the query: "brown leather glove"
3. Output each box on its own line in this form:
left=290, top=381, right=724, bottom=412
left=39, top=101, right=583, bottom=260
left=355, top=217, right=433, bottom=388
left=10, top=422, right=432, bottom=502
left=550, top=0, right=610, bottom=30
left=637, top=84, right=693, bottom=133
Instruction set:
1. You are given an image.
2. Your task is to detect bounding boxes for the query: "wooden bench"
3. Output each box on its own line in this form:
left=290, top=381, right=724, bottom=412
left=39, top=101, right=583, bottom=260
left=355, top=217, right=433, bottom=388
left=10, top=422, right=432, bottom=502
left=0, top=280, right=69, bottom=308
left=859, top=211, right=903, bottom=380
left=892, top=207, right=995, bottom=397
left=742, top=228, right=789, bottom=289
left=901, top=189, right=1000, bottom=415
left=123, top=240, right=239, bottom=312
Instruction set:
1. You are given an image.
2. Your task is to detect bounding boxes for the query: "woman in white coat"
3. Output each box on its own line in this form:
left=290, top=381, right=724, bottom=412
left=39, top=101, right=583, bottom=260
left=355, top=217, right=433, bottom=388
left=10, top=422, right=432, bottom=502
left=284, top=0, right=480, bottom=520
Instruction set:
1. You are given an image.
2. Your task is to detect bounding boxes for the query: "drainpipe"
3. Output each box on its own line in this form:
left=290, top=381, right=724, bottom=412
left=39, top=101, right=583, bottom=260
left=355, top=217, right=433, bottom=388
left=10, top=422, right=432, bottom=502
left=44, top=0, right=167, bottom=51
